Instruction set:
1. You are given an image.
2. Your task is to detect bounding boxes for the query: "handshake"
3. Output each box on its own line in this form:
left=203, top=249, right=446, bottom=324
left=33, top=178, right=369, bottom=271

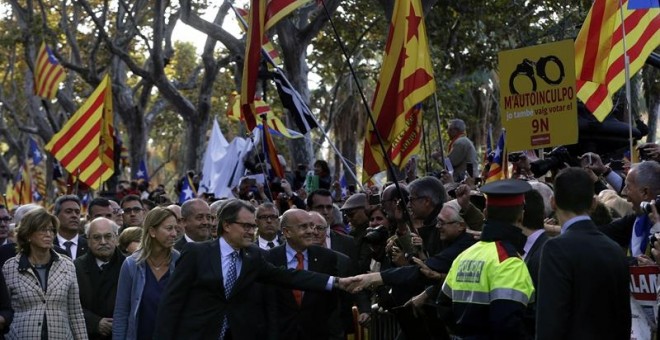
left=336, top=273, right=385, bottom=293
left=336, top=258, right=446, bottom=293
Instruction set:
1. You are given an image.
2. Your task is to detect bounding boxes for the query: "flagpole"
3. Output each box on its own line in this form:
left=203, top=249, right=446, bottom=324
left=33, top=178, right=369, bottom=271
left=618, top=0, right=634, bottom=161
left=231, top=4, right=364, bottom=191
left=318, top=0, right=417, bottom=228
left=432, top=93, right=446, bottom=167
left=421, top=121, right=430, bottom=174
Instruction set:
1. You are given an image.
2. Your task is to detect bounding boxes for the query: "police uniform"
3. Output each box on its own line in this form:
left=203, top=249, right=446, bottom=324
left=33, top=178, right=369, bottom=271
left=438, top=180, right=534, bottom=339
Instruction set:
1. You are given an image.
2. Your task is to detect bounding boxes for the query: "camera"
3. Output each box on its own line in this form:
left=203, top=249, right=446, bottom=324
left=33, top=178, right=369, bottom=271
left=364, top=225, right=390, bottom=245
left=640, top=195, right=660, bottom=215
left=508, top=152, right=525, bottom=163
left=639, top=147, right=651, bottom=161
left=530, top=146, right=578, bottom=178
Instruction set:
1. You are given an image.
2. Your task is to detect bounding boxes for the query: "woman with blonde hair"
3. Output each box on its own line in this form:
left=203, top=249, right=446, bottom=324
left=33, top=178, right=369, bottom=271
left=2, top=208, right=87, bottom=339
left=112, top=207, right=179, bottom=340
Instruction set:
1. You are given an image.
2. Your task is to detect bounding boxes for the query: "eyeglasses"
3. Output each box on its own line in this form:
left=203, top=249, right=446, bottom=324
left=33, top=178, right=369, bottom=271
left=312, top=225, right=328, bottom=232
left=257, top=214, right=278, bottom=221
left=113, top=209, right=124, bottom=215
left=90, top=233, right=116, bottom=242
left=231, top=221, right=258, bottom=231
left=0, top=217, right=12, bottom=223
left=436, top=220, right=462, bottom=227
left=312, top=205, right=333, bottom=211
left=124, top=207, right=144, bottom=214
left=408, top=196, right=427, bottom=203
left=36, top=226, right=56, bottom=233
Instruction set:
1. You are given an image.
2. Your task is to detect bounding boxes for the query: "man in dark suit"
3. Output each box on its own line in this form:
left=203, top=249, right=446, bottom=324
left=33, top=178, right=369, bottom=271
left=0, top=205, right=13, bottom=247
left=154, top=199, right=354, bottom=340
left=75, top=217, right=125, bottom=340
left=173, top=198, right=212, bottom=251
left=265, top=209, right=339, bottom=339
left=255, top=202, right=283, bottom=250
left=53, top=195, right=88, bottom=259
left=536, top=167, right=630, bottom=339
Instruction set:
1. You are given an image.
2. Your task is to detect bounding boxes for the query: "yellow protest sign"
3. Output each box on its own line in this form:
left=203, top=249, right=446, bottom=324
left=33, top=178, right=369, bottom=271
left=499, top=40, right=577, bottom=152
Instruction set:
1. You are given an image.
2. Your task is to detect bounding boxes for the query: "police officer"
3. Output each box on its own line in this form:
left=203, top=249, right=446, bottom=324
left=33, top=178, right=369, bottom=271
left=438, top=179, right=534, bottom=339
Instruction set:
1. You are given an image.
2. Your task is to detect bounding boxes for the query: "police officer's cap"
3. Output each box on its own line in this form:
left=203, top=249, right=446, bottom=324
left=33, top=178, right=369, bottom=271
left=480, top=179, right=532, bottom=207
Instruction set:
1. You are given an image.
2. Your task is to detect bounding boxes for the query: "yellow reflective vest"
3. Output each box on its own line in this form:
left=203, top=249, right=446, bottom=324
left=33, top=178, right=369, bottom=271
left=440, top=240, right=534, bottom=338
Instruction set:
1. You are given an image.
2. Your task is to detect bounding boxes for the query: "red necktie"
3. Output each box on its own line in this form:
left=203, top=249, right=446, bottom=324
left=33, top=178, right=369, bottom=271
left=292, top=252, right=304, bottom=306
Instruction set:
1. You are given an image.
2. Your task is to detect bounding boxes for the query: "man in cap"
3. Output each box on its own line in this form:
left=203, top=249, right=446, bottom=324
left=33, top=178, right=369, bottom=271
left=437, top=179, right=534, bottom=338
left=536, top=168, right=630, bottom=339
left=341, top=193, right=372, bottom=273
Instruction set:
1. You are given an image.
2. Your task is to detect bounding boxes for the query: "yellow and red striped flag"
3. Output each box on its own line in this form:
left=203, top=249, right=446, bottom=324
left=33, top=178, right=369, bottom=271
left=35, top=42, right=66, bottom=100
left=235, top=7, right=282, bottom=66
left=485, top=130, right=507, bottom=183
left=362, top=0, right=435, bottom=182
left=575, top=0, right=659, bottom=121
left=241, top=0, right=312, bottom=131
left=227, top=91, right=242, bottom=122
left=45, top=74, right=115, bottom=189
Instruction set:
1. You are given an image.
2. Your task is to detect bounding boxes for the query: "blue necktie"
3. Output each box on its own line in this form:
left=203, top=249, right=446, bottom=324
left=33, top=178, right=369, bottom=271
left=220, top=251, right=238, bottom=339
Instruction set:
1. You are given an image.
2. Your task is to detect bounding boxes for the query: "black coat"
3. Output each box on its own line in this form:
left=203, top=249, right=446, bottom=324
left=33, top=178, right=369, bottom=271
left=154, top=241, right=330, bottom=340
left=53, top=236, right=88, bottom=259
left=74, top=249, right=125, bottom=340
left=536, top=219, right=631, bottom=339
left=265, top=245, right=339, bottom=340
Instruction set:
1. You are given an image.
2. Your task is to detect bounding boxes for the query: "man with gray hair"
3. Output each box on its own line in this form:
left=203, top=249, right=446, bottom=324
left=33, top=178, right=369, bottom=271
left=75, top=217, right=126, bottom=339
left=446, top=118, right=478, bottom=181
left=407, top=176, right=447, bottom=256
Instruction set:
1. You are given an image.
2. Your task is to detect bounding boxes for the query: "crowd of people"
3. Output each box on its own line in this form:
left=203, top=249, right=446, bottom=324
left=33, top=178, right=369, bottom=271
left=0, top=127, right=659, bottom=339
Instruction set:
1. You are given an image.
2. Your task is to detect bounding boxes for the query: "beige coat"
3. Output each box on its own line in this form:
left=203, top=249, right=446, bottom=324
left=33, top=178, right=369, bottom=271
left=2, top=252, right=88, bottom=340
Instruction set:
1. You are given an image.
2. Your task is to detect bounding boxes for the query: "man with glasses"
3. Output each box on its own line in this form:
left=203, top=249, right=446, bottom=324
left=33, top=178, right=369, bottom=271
left=120, top=194, right=145, bottom=230
left=265, top=209, right=340, bottom=339
left=75, top=217, right=126, bottom=339
left=174, top=198, right=212, bottom=251
left=307, top=189, right=356, bottom=261
left=255, top=203, right=282, bottom=250
left=155, top=199, right=355, bottom=340
left=341, top=193, right=372, bottom=274
left=54, top=194, right=88, bottom=260
left=407, top=176, right=447, bottom=257
left=0, top=205, right=12, bottom=246
left=108, top=200, right=125, bottom=228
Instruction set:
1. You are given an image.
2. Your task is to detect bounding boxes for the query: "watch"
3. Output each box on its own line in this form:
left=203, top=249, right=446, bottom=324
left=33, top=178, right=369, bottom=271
left=333, top=276, right=340, bottom=289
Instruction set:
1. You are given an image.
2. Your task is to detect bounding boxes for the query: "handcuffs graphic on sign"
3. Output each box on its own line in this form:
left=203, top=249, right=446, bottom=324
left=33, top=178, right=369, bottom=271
left=508, top=55, right=565, bottom=94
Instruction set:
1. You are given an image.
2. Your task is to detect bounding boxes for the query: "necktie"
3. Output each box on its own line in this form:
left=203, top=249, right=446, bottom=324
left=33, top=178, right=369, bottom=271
left=220, top=251, right=238, bottom=339
left=267, top=242, right=275, bottom=249
left=63, top=241, right=74, bottom=258
left=292, top=252, right=304, bottom=306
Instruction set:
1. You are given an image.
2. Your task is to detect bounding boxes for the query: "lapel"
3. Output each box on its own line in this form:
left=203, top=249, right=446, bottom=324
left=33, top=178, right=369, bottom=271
left=78, top=237, right=88, bottom=256
left=208, top=241, right=224, bottom=293
left=16, top=255, right=44, bottom=297
left=307, top=246, right=320, bottom=272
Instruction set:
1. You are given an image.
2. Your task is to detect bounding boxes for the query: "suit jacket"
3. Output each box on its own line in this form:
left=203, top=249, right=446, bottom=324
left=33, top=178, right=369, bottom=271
left=598, top=214, right=636, bottom=251
left=2, top=251, right=87, bottom=340
left=536, top=219, right=631, bottom=340
left=54, top=236, right=89, bottom=259
left=522, top=231, right=548, bottom=338
left=173, top=237, right=188, bottom=252
left=265, top=245, right=339, bottom=340
left=154, top=240, right=331, bottom=340
left=74, top=249, right=126, bottom=340
left=0, top=268, right=13, bottom=340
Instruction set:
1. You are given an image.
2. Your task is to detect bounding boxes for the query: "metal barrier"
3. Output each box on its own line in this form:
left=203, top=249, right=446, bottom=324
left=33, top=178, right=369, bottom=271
left=368, top=310, right=400, bottom=340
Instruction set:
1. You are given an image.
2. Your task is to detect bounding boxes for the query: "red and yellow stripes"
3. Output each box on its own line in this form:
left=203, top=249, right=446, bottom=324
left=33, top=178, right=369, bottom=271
left=362, top=0, right=435, bottom=182
left=575, top=0, right=659, bottom=121
left=35, top=42, right=66, bottom=100
left=46, top=74, right=115, bottom=189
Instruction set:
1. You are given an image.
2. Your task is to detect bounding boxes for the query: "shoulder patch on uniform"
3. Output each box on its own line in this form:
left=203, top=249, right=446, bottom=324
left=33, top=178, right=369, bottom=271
left=495, top=241, right=519, bottom=262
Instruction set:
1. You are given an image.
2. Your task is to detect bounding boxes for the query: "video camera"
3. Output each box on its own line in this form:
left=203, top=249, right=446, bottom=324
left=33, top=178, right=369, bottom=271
left=364, top=225, right=390, bottom=246
left=529, top=146, right=579, bottom=178
left=640, top=195, right=660, bottom=215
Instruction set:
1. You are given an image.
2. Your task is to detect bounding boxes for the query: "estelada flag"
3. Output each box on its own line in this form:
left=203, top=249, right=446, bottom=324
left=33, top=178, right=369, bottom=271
left=45, top=74, right=115, bottom=189
left=362, top=0, right=435, bottom=182
left=35, top=42, right=66, bottom=100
